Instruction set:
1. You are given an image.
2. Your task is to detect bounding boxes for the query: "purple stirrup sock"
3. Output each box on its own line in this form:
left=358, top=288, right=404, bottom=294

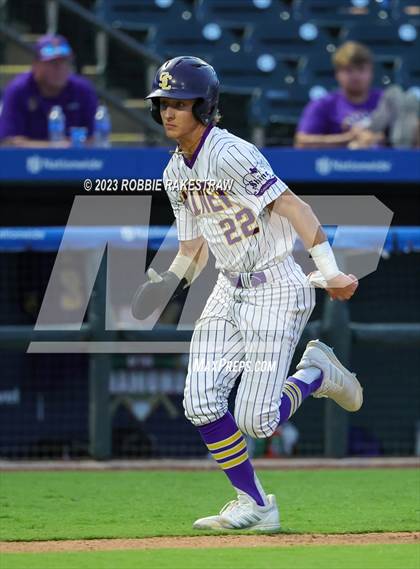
left=279, top=372, right=323, bottom=425
left=197, top=412, right=266, bottom=506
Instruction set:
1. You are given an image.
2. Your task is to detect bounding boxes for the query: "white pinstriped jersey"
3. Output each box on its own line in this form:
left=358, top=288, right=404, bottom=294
left=163, top=125, right=296, bottom=272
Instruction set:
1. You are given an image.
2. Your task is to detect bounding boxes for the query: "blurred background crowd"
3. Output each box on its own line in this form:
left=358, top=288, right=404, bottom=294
left=0, top=0, right=419, bottom=148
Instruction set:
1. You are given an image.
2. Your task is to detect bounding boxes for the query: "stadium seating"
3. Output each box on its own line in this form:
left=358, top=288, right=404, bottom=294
left=214, top=52, right=298, bottom=93
left=374, top=55, right=405, bottom=86
left=103, top=0, right=419, bottom=140
left=393, top=0, right=420, bottom=23
left=244, top=19, right=336, bottom=58
left=146, top=20, right=239, bottom=63
left=196, top=0, right=293, bottom=27
left=401, top=59, right=420, bottom=90
left=249, top=84, right=310, bottom=127
left=293, top=0, right=395, bottom=23
left=4, top=0, right=419, bottom=143
left=339, top=21, right=419, bottom=55
left=96, top=0, right=194, bottom=31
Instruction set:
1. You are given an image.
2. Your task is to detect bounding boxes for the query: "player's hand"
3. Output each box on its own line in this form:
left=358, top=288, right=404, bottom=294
left=131, top=269, right=187, bottom=320
left=325, top=273, right=358, bottom=301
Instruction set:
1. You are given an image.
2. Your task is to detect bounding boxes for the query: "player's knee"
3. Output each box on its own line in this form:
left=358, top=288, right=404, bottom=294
left=184, top=406, right=224, bottom=428
left=234, top=412, right=277, bottom=439
left=183, top=396, right=202, bottom=426
left=183, top=393, right=224, bottom=427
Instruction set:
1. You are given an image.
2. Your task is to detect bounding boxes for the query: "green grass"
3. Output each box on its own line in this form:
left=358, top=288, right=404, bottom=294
left=2, top=544, right=419, bottom=569
left=0, top=469, right=419, bottom=541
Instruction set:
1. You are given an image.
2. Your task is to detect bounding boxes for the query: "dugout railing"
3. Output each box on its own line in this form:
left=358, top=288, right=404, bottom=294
left=0, top=225, right=419, bottom=459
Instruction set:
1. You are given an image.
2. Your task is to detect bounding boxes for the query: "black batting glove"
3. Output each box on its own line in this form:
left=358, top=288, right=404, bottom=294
left=131, top=269, right=188, bottom=320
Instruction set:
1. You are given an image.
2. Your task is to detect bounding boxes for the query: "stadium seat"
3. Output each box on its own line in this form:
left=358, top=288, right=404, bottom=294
left=293, top=0, right=394, bottom=24
left=249, top=84, right=310, bottom=127
left=297, top=53, right=338, bottom=92
left=146, top=20, right=238, bottom=63
left=212, top=50, right=298, bottom=93
left=244, top=19, right=336, bottom=58
left=374, top=55, right=405, bottom=86
left=96, top=0, right=193, bottom=31
left=392, top=0, right=420, bottom=24
left=339, top=22, right=419, bottom=55
left=400, top=58, right=420, bottom=89
left=196, top=0, right=292, bottom=27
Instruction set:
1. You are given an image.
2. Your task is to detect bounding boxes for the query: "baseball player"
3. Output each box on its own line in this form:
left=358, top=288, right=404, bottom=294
left=132, top=56, right=363, bottom=532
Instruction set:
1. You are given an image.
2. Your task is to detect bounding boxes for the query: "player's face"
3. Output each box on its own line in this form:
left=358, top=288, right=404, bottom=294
left=159, top=98, right=199, bottom=139
left=335, top=63, right=373, bottom=97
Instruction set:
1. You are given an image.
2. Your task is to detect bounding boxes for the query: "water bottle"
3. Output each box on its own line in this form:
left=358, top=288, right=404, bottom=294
left=94, top=105, right=111, bottom=148
left=48, top=105, right=65, bottom=146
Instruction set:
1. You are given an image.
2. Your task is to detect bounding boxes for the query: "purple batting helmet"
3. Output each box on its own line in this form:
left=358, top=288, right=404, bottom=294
left=145, top=56, right=220, bottom=125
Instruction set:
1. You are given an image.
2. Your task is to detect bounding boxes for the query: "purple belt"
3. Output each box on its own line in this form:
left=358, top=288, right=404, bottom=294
left=222, top=270, right=268, bottom=288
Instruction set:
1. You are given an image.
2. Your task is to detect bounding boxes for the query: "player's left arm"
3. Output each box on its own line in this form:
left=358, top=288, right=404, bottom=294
left=270, top=189, right=358, bottom=301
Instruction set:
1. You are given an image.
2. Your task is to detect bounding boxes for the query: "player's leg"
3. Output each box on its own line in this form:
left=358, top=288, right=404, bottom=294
left=184, top=315, right=269, bottom=508
left=277, top=366, right=323, bottom=425
left=234, top=274, right=317, bottom=437
left=234, top=275, right=362, bottom=435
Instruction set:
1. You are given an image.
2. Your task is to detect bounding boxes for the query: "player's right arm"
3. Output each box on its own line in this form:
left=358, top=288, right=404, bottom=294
left=131, top=166, right=207, bottom=320
left=131, top=236, right=208, bottom=320
left=271, top=189, right=358, bottom=301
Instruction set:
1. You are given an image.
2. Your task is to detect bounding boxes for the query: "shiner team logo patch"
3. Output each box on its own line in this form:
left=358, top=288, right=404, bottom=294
left=243, top=166, right=278, bottom=197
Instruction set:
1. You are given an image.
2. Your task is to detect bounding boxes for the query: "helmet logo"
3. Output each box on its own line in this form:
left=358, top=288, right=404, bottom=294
left=159, top=72, right=173, bottom=90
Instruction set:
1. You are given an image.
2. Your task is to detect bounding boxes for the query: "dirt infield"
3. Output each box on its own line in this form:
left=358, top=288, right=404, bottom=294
left=1, top=532, right=418, bottom=553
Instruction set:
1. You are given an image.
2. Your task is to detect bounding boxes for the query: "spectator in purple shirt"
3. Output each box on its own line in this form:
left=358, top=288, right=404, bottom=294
left=295, top=42, right=384, bottom=149
left=0, top=34, right=98, bottom=147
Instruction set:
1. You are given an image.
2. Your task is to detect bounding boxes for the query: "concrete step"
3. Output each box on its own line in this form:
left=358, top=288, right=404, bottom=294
left=124, top=99, right=148, bottom=111
left=106, top=103, right=144, bottom=134
left=3, top=40, right=33, bottom=66
left=20, top=33, right=41, bottom=44
left=109, top=132, right=147, bottom=146
left=0, top=64, right=31, bottom=90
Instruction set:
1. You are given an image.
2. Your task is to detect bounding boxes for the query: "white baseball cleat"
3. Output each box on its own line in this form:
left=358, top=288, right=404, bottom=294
left=193, top=493, right=280, bottom=531
left=297, top=339, right=363, bottom=412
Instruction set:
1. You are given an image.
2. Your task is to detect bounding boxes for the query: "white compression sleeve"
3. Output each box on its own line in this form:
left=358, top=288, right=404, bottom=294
left=168, top=254, right=203, bottom=285
left=308, top=241, right=341, bottom=281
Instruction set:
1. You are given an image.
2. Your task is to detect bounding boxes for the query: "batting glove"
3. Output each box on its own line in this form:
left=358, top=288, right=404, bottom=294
left=131, top=268, right=188, bottom=320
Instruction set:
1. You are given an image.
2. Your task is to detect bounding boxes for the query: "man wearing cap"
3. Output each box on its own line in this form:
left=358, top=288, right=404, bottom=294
left=0, top=34, right=98, bottom=147
left=294, top=42, right=384, bottom=149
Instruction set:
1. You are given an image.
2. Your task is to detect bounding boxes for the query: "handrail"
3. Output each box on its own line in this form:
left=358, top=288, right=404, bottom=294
left=48, top=0, right=161, bottom=65
left=0, top=22, right=34, bottom=54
